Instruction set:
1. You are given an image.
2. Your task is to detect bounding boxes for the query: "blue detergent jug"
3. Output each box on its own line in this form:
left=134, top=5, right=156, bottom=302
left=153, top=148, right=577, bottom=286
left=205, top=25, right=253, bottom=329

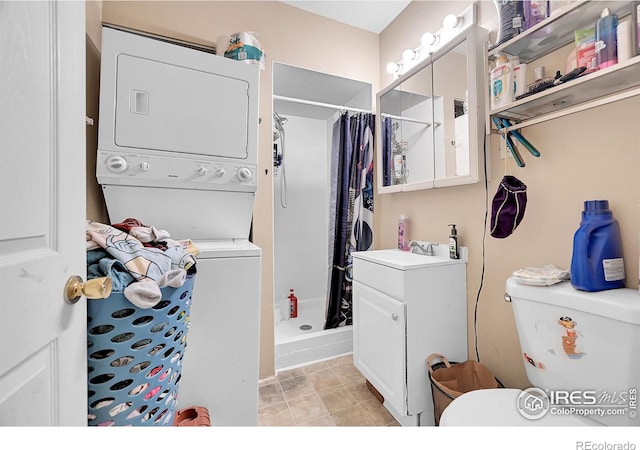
left=570, top=200, right=625, bottom=292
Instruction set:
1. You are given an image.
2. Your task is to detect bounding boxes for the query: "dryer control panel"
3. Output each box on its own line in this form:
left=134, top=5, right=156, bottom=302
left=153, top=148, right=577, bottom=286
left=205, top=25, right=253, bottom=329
left=97, top=150, right=257, bottom=192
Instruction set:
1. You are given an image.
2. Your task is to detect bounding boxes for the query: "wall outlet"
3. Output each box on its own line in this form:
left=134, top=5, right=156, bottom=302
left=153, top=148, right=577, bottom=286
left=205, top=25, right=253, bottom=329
left=498, top=140, right=514, bottom=160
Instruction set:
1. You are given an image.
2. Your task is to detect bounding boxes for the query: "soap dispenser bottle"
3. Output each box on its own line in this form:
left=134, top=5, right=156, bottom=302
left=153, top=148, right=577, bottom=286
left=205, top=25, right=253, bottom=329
left=448, top=224, right=459, bottom=259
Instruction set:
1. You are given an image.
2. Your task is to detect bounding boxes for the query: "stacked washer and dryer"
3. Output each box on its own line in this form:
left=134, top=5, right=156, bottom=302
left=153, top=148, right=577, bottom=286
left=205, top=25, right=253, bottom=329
left=97, top=25, right=262, bottom=426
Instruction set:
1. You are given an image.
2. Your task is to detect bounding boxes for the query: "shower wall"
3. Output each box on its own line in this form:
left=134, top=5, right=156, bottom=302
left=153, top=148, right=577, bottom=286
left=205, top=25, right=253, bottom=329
left=273, top=115, right=332, bottom=308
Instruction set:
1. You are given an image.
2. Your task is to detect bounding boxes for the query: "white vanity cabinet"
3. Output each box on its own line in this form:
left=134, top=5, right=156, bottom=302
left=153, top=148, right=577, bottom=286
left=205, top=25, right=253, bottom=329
left=352, top=247, right=468, bottom=426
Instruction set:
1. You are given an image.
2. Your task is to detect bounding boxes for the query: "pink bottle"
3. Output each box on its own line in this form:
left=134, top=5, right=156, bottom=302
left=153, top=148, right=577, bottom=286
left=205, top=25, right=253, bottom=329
left=398, top=215, right=410, bottom=251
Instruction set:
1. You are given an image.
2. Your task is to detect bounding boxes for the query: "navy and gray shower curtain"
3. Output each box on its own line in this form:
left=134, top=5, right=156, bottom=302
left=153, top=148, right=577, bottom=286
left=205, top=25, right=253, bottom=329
left=325, top=112, right=375, bottom=330
left=381, top=116, right=393, bottom=187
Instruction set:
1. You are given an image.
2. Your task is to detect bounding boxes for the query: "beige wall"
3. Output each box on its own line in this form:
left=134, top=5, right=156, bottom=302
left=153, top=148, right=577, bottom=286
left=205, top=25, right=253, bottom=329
left=380, top=1, right=640, bottom=388
left=96, top=1, right=379, bottom=379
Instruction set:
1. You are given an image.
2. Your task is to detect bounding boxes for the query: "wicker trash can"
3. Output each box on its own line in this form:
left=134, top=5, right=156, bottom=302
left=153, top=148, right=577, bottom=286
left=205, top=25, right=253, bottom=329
left=426, top=353, right=504, bottom=426
left=87, top=276, right=194, bottom=426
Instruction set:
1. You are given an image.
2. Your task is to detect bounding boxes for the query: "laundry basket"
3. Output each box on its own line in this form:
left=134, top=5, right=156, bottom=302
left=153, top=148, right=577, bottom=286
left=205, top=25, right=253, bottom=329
left=87, top=276, right=195, bottom=426
left=426, top=353, right=504, bottom=426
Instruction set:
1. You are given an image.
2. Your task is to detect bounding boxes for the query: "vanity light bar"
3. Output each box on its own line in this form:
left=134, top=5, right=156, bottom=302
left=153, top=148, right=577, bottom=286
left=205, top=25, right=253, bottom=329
left=386, top=3, right=476, bottom=78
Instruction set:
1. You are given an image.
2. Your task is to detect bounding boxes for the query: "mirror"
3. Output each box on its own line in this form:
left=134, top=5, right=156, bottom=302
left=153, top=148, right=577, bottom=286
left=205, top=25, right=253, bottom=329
left=376, top=25, right=488, bottom=193
left=433, top=39, right=468, bottom=181
left=379, top=64, right=434, bottom=190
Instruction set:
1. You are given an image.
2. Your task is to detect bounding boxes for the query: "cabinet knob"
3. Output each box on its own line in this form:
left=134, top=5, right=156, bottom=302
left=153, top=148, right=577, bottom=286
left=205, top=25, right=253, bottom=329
left=391, top=313, right=398, bottom=321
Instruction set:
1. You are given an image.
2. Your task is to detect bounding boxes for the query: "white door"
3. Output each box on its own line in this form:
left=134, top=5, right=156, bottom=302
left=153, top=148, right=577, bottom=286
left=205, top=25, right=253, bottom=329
left=0, top=1, right=86, bottom=426
left=352, top=281, right=406, bottom=415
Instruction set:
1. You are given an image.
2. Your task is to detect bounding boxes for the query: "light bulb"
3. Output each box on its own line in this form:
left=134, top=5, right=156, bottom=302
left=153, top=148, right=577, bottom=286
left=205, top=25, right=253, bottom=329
left=443, top=13, right=462, bottom=29
left=402, top=48, right=417, bottom=61
left=420, top=32, right=439, bottom=47
left=386, top=62, right=400, bottom=74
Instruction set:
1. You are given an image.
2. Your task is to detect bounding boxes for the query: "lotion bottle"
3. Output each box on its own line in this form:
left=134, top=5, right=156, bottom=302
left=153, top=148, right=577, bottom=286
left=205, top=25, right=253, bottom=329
left=510, top=56, right=528, bottom=98
left=490, top=54, right=514, bottom=110
left=448, top=224, right=459, bottom=259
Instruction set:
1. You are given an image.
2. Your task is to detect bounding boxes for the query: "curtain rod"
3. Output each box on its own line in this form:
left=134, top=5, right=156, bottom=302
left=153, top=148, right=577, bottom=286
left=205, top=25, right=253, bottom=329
left=273, top=95, right=372, bottom=114
left=381, top=113, right=433, bottom=126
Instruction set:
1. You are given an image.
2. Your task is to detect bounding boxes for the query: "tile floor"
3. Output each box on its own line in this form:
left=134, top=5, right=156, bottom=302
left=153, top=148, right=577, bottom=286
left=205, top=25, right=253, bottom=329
left=258, top=354, right=400, bottom=426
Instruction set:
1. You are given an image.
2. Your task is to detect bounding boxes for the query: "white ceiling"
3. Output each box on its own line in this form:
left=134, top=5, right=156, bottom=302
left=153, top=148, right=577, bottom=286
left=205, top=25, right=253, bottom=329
left=282, top=1, right=412, bottom=34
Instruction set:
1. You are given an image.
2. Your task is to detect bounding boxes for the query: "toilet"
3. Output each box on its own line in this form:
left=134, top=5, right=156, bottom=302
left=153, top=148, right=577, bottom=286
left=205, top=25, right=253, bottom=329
left=440, top=277, right=640, bottom=426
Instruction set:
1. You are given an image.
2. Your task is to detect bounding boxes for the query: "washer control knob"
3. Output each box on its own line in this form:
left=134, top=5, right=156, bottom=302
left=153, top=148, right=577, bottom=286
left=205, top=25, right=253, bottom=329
left=216, top=168, right=226, bottom=177
left=139, top=161, right=150, bottom=172
left=197, top=167, right=208, bottom=176
left=105, top=155, right=128, bottom=174
left=237, top=167, right=253, bottom=182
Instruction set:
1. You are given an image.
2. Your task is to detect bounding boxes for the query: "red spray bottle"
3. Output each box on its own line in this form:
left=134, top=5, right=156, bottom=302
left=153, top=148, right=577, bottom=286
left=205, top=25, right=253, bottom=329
left=289, top=289, right=298, bottom=318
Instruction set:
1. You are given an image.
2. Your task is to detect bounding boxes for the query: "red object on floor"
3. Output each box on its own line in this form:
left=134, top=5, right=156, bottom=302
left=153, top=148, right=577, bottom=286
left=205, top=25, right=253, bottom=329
left=173, top=406, right=211, bottom=426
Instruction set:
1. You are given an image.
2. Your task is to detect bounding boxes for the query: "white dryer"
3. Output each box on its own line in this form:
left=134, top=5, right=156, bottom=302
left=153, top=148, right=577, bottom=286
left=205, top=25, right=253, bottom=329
left=97, top=25, right=262, bottom=425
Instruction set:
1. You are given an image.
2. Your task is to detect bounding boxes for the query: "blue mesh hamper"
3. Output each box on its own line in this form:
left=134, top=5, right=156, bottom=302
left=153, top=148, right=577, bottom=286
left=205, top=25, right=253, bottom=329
left=87, top=276, right=194, bottom=426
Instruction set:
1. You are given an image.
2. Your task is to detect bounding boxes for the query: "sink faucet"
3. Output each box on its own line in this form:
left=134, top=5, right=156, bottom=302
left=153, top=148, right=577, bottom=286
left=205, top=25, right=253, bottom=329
left=408, top=240, right=438, bottom=256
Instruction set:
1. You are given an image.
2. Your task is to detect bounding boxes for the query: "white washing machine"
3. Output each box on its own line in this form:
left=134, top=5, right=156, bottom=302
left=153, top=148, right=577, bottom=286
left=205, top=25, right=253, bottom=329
left=97, top=25, right=262, bottom=425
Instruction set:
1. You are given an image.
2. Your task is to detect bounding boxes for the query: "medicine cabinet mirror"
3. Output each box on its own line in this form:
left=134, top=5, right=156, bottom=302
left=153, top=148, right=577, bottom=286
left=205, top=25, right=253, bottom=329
left=376, top=24, right=489, bottom=193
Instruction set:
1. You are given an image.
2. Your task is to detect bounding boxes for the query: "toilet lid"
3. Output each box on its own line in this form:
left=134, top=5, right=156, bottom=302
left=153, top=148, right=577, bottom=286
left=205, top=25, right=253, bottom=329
left=439, top=389, right=593, bottom=426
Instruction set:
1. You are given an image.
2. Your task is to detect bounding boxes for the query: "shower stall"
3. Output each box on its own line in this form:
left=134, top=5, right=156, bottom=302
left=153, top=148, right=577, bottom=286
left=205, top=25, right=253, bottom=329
left=272, top=62, right=372, bottom=370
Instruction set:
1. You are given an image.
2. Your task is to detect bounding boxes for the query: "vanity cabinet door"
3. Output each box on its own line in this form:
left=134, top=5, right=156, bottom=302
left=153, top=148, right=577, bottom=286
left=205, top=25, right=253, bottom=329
left=353, top=281, right=406, bottom=415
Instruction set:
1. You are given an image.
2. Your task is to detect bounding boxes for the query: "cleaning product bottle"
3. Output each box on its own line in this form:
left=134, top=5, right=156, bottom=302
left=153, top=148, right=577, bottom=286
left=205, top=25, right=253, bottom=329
left=570, top=200, right=625, bottom=292
left=288, top=288, right=298, bottom=318
left=398, top=214, right=410, bottom=251
left=490, top=54, right=514, bottom=110
left=448, top=224, right=459, bottom=259
left=595, top=7, right=618, bottom=70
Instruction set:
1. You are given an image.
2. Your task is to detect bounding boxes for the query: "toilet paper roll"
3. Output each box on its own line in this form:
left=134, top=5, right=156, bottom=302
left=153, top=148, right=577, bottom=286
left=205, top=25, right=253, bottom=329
left=617, top=19, right=633, bottom=63
left=216, top=31, right=265, bottom=69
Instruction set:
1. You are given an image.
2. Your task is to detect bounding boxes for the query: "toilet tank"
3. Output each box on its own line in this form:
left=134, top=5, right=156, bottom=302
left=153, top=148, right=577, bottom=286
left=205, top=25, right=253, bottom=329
left=506, top=277, right=640, bottom=426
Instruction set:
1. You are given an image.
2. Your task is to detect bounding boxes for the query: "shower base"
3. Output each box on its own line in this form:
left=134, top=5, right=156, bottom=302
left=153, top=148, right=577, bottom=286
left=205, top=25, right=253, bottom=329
left=274, top=296, right=352, bottom=371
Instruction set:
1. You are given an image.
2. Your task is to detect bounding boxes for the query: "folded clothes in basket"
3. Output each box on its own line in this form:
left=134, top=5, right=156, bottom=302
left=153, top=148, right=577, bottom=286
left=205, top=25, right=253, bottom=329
left=86, top=219, right=198, bottom=308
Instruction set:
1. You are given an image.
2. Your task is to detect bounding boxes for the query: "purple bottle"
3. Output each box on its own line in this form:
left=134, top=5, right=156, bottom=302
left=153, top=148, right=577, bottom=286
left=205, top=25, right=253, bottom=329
left=523, top=0, right=548, bottom=30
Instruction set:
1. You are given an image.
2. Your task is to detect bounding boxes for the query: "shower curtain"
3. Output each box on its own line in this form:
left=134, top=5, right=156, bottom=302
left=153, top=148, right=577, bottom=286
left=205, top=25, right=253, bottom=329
left=382, top=116, right=392, bottom=187
left=325, top=112, right=375, bottom=330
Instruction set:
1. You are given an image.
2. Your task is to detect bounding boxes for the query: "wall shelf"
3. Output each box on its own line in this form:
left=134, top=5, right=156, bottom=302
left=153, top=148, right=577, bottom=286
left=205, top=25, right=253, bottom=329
left=491, top=55, right=640, bottom=127
left=488, top=0, right=640, bottom=132
left=489, top=0, right=633, bottom=63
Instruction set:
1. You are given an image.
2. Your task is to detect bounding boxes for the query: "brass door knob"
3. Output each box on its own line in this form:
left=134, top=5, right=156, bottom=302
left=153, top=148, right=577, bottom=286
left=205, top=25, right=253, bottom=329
left=64, top=276, right=112, bottom=304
